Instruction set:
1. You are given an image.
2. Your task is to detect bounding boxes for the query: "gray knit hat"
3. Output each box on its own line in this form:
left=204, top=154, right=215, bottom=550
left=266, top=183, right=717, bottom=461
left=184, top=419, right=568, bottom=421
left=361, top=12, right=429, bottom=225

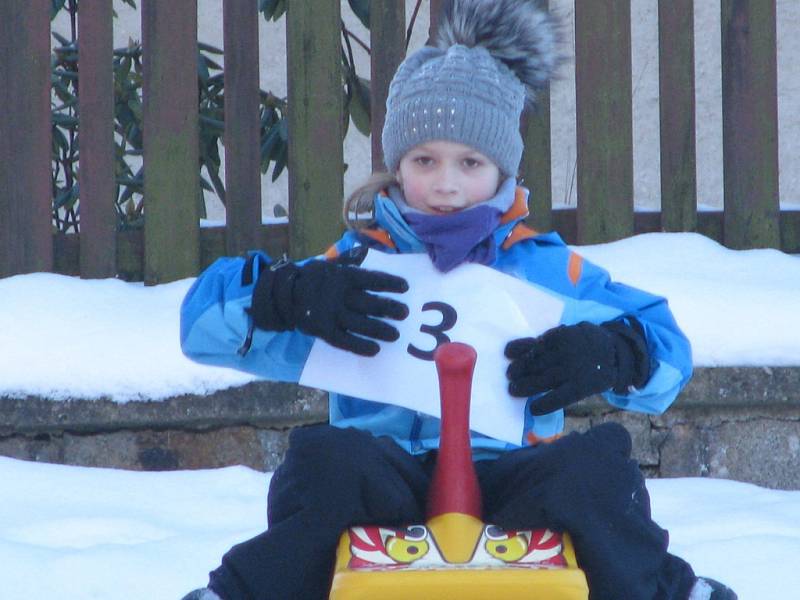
left=382, top=0, right=560, bottom=176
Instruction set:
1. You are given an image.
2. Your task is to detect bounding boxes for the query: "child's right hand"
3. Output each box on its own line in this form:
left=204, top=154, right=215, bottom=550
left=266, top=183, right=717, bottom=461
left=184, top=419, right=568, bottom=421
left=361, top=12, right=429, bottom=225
left=249, top=259, right=409, bottom=356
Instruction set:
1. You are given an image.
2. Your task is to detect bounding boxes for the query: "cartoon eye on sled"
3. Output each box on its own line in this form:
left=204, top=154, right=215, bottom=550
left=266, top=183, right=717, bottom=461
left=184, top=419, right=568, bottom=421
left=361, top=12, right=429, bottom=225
left=329, top=343, right=589, bottom=599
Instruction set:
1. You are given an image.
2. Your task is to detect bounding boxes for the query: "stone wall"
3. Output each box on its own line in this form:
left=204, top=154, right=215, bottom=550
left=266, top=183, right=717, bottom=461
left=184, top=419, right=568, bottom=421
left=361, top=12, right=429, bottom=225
left=567, top=367, right=800, bottom=489
left=2, top=367, right=799, bottom=489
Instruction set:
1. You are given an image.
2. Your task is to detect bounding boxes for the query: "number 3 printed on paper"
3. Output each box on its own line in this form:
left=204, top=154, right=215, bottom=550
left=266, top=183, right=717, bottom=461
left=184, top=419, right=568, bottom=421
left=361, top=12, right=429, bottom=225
left=406, top=301, right=458, bottom=361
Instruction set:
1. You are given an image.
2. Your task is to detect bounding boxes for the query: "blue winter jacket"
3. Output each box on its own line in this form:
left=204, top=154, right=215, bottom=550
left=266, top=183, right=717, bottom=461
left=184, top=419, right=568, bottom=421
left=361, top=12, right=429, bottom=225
left=180, top=186, right=692, bottom=459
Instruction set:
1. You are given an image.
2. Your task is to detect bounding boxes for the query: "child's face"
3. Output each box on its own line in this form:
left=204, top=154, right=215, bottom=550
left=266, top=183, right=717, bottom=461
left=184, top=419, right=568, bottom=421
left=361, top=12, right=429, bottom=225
left=396, top=140, right=501, bottom=215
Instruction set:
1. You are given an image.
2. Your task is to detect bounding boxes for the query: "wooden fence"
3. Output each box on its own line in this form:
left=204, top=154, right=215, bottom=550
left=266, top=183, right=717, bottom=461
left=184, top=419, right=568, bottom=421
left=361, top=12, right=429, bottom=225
left=1, top=0, right=797, bottom=284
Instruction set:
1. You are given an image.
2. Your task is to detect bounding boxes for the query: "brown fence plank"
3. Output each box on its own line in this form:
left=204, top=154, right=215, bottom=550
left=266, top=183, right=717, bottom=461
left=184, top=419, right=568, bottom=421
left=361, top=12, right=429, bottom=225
left=286, top=0, right=344, bottom=258
left=721, top=0, right=780, bottom=249
left=658, top=0, right=697, bottom=233
left=370, top=1, right=406, bottom=172
left=141, top=0, right=201, bottom=284
left=53, top=224, right=289, bottom=281
left=574, top=0, right=634, bottom=244
left=0, top=1, right=53, bottom=277
left=518, top=0, right=552, bottom=232
left=223, top=0, right=262, bottom=257
left=78, top=0, right=117, bottom=278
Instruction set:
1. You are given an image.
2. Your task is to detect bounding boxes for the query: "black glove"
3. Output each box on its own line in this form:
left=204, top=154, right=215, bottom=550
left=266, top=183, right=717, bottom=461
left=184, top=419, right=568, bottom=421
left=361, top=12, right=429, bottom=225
left=249, top=258, right=409, bottom=356
left=505, top=320, right=651, bottom=415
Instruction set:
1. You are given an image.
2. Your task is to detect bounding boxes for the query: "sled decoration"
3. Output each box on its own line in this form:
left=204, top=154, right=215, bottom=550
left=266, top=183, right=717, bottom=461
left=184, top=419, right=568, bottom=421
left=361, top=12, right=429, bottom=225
left=329, top=343, right=589, bottom=599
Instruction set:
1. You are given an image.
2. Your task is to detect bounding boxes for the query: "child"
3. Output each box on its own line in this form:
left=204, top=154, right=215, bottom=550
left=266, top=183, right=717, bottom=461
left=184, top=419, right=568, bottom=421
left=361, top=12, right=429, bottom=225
left=180, top=1, right=735, bottom=599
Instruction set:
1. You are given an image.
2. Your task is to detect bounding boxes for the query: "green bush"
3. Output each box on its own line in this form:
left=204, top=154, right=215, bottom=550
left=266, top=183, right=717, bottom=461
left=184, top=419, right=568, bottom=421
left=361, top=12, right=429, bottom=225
left=50, top=0, right=387, bottom=232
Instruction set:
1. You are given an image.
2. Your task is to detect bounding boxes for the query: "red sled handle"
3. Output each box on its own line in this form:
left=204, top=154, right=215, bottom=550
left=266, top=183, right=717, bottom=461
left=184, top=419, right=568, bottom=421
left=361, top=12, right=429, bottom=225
left=427, top=342, right=482, bottom=520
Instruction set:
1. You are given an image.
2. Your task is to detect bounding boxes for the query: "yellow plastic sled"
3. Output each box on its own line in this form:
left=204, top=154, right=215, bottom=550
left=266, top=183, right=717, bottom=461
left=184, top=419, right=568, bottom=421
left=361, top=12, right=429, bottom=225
left=329, top=343, right=589, bottom=600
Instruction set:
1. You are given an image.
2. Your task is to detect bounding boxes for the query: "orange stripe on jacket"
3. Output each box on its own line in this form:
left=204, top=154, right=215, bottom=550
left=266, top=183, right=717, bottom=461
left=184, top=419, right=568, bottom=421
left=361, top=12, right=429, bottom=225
left=500, top=187, right=530, bottom=225
left=567, top=252, right=583, bottom=286
left=323, top=245, right=340, bottom=260
left=498, top=187, right=541, bottom=250
left=527, top=431, right=564, bottom=446
left=360, top=228, right=397, bottom=250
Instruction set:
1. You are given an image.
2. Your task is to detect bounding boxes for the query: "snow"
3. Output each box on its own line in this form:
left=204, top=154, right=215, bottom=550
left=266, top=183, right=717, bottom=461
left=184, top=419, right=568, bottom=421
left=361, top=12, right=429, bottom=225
left=0, top=274, right=255, bottom=402
left=578, top=233, right=800, bottom=367
left=0, top=457, right=269, bottom=600
left=0, top=457, right=797, bottom=600
left=1, top=232, right=800, bottom=599
left=0, top=232, right=798, bottom=403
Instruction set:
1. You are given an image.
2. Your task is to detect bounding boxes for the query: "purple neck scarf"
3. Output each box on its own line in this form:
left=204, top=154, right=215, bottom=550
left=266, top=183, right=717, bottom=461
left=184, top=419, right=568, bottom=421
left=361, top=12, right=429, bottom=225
left=389, top=178, right=518, bottom=273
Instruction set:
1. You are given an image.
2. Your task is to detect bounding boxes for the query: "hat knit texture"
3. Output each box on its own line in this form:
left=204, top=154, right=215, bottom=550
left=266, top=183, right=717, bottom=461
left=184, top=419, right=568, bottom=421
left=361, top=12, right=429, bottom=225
left=382, top=0, right=560, bottom=176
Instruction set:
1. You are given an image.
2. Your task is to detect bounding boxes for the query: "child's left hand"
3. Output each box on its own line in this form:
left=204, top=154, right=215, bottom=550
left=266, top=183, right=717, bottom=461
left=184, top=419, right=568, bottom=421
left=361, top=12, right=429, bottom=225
left=505, top=321, right=643, bottom=415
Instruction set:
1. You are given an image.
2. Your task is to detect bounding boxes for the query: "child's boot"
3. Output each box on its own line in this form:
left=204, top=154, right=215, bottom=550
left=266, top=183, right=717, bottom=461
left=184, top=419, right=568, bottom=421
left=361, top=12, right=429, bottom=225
left=688, top=577, right=737, bottom=600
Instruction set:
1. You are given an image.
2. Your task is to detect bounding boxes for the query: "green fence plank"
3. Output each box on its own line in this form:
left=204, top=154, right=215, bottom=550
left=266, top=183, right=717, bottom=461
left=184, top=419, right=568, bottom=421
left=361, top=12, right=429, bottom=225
left=721, top=0, right=780, bottom=249
left=223, top=0, right=262, bottom=257
left=370, top=1, right=406, bottom=172
left=780, top=211, right=800, bottom=255
left=520, top=94, right=552, bottom=232
left=0, top=0, right=52, bottom=277
left=55, top=210, right=800, bottom=276
left=574, top=0, right=634, bottom=244
left=658, top=0, right=698, bottom=233
left=141, top=0, right=201, bottom=284
left=286, top=0, right=344, bottom=259
left=53, top=225, right=288, bottom=281
left=549, top=208, right=726, bottom=248
left=520, top=90, right=553, bottom=232
left=78, top=0, right=117, bottom=278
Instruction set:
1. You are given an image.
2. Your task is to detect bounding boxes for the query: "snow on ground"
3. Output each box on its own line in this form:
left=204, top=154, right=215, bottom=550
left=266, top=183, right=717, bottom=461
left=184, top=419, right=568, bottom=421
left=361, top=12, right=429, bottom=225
left=0, top=232, right=799, bottom=403
left=0, top=457, right=268, bottom=600
left=1, top=232, right=800, bottom=599
left=0, top=456, right=798, bottom=600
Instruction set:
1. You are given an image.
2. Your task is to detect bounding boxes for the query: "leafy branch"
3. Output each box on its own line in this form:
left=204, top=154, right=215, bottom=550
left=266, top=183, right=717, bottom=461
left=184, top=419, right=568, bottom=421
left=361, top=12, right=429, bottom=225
left=50, top=0, right=421, bottom=233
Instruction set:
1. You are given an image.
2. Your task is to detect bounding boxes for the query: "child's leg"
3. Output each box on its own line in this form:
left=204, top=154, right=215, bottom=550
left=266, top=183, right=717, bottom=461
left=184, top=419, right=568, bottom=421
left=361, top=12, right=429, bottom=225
left=208, top=425, right=429, bottom=600
left=477, top=422, right=696, bottom=600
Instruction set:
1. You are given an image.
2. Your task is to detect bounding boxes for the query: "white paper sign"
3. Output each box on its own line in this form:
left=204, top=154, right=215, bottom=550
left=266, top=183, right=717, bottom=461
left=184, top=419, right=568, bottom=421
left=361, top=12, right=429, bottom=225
left=299, top=251, right=564, bottom=445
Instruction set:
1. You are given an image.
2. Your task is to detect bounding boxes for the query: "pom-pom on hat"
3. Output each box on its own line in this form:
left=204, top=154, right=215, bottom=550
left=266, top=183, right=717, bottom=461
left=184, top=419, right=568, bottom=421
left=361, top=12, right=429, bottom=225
left=381, top=0, right=560, bottom=176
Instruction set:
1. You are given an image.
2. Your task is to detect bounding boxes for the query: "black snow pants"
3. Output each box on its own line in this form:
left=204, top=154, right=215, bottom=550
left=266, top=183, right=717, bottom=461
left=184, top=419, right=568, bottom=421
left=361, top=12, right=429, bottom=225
left=207, top=422, right=696, bottom=600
